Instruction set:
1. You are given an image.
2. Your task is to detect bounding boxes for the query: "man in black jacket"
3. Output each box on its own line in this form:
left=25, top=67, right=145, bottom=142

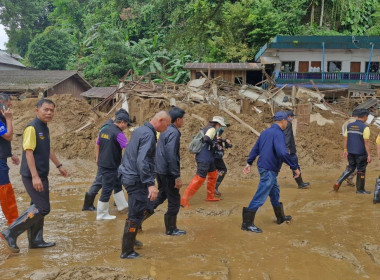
left=142, top=107, right=186, bottom=236
left=1, top=99, right=68, bottom=253
left=284, top=111, right=309, bottom=189
left=119, top=111, right=171, bottom=259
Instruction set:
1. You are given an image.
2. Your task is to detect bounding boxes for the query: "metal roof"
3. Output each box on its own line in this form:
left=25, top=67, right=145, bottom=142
left=0, top=70, right=91, bottom=91
left=0, top=51, right=26, bottom=68
left=184, top=63, right=261, bottom=71
left=255, top=35, right=380, bottom=62
left=81, top=87, right=117, bottom=99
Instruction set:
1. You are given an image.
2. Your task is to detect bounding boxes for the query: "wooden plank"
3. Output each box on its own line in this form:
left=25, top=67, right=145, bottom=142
left=222, top=108, right=260, bottom=136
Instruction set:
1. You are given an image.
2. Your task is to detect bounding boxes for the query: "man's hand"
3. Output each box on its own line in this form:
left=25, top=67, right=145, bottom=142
left=2, top=107, right=12, bottom=120
left=226, top=139, right=231, bottom=144
left=243, top=164, right=251, bottom=174
left=293, top=169, right=301, bottom=178
left=32, top=175, right=43, bottom=192
left=11, top=154, right=20, bottom=165
left=58, top=166, right=69, bottom=177
left=367, top=155, right=372, bottom=163
left=343, top=151, right=348, bottom=158
left=148, top=185, right=158, bottom=201
left=175, top=178, right=183, bottom=189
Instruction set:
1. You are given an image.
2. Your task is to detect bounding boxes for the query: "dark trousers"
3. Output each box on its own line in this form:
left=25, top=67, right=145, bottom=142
left=196, top=161, right=216, bottom=178
left=22, top=176, right=50, bottom=216
left=347, top=153, right=368, bottom=172
left=98, top=166, right=121, bottom=202
left=147, top=174, right=180, bottom=216
left=124, top=181, right=148, bottom=224
left=0, top=159, right=10, bottom=185
left=214, top=158, right=227, bottom=173
left=88, top=167, right=123, bottom=197
left=289, top=153, right=300, bottom=176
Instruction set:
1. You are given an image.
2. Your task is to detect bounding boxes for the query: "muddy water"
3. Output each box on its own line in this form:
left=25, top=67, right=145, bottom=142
left=1, top=165, right=380, bottom=280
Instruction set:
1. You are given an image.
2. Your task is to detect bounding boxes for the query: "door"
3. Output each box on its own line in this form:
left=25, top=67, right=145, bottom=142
left=350, top=62, right=361, bottom=72
left=299, top=61, right=309, bottom=72
left=311, top=61, right=321, bottom=68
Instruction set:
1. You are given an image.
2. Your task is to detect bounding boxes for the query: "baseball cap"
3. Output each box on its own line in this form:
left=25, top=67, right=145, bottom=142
left=286, top=111, right=295, bottom=117
left=116, top=112, right=132, bottom=125
left=273, top=111, right=289, bottom=121
left=210, top=116, right=226, bottom=127
left=115, top=108, right=128, bottom=116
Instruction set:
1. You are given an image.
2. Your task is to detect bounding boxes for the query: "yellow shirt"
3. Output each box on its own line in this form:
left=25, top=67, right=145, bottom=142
left=376, top=134, right=380, bottom=145
left=205, top=127, right=216, bottom=139
left=344, top=126, right=370, bottom=140
left=23, top=126, right=37, bottom=151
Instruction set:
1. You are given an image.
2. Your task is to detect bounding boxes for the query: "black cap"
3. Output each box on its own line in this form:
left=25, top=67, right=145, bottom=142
left=286, top=110, right=295, bottom=117
left=115, top=108, right=128, bottom=116
left=356, top=109, right=370, bottom=117
left=116, top=112, right=132, bottom=125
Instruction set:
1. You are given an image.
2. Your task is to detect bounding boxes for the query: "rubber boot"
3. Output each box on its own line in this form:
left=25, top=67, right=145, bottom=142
left=113, top=190, right=129, bottom=212
left=137, top=209, right=155, bottom=233
left=356, top=172, right=371, bottom=194
left=96, top=201, right=116, bottom=220
left=273, top=202, right=292, bottom=224
left=333, top=167, right=354, bottom=192
left=295, top=175, right=310, bottom=189
left=82, top=192, right=96, bottom=211
left=241, top=207, right=262, bottom=233
left=27, top=216, right=55, bottom=249
left=164, top=214, right=186, bottom=236
left=214, top=171, right=226, bottom=197
left=0, top=183, right=19, bottom=225
left=206, top=170, right=220, bottom=202
left=120, top=220, right=140, bottom=259
left=374, top=176, right=380, bottom=204
left=180, top=175, right=206, bottom=207
left=0, top=205, right=42, bottom=253
left=345, top=169, right=357, bottom=187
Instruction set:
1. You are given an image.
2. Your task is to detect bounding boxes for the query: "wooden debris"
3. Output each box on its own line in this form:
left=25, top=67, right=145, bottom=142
left=222, top=108, right=260, bottom=136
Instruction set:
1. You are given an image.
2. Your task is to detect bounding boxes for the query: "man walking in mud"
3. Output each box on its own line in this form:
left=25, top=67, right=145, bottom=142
left=141, top=107, right=187, bottom=236
left=242, top=111, right=300, bottom=233
left=333, top=109, right=371, bottom=194
left=119, top=111, right=171, bottom=259
left=284, top=111, right=309, bottom=189
left=1, top=99, right=68, bottom=253
left=95, top=112, right=131, bottom=220
left=82, top=108, right=130, bottom=212
left=0, top=93, right=20, bottom=226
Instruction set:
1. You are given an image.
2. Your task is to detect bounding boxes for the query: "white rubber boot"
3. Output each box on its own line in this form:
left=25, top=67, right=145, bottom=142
left=96, top=201, right=116, bottom=220
left=113, top=191, right=129, bottom=211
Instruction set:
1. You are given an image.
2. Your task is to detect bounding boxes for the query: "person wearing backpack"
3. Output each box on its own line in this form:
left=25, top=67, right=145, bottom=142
left=181, top=116, right=226, bottom=207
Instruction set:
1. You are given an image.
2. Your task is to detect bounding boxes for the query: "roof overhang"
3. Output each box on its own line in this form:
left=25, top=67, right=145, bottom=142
left=260, top=56, right=281, bottom=64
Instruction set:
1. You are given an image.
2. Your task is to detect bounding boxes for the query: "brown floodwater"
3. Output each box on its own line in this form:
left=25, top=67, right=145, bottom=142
left=1, top=165, right=380, bottom=280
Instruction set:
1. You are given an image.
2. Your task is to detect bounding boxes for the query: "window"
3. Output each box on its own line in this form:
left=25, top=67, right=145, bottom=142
left=328, top=61, right=342, bottom=72
left=365, top=62, right=379, bottom=73
left=281, top=61, right=295, bottom=72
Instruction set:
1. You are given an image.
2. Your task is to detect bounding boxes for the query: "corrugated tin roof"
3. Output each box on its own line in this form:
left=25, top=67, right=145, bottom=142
left=81, top=87, right=117, bottom=99
left=0, top=51, right=26, bottom=68
left=0, top=70, right=91, bottom=91
left=184, top=63, right=261, bottom=71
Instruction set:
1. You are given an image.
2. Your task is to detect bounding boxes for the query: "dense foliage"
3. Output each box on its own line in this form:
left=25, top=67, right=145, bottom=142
left=1, top=0, right=379, bottom=85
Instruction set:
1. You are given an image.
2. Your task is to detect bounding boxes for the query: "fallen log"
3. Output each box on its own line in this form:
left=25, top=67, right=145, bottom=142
left=222, top=108, right=260, bottom=136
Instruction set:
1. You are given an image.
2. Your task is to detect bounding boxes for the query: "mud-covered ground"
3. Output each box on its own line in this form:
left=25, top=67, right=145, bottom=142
left=1, top=158, right=380, bottom=280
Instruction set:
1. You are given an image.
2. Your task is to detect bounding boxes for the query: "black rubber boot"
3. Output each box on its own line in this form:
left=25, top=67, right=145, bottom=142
left=273, top=202, right=292, bottom=224
left=333, top=167, right=354, bottom=191
left=215, top=171, right=226, bottom=197
left=120, top=220, right=140, bottom=259
left=82, top=192, right=96, bottom=211
left=374, top=177, right=380, bottom=204
left=164, top=214, right=186, bottom=236
left=28, top=217, right=56, bottom=249
left=356, top=172, right=371, bottom=194
left=137, top=209, right=155, bottom=233
left=241, top=207, right=262, bottom=233
left=295, top=175, right=310, bottom=189
left=0, top=205, right=43, bottom=253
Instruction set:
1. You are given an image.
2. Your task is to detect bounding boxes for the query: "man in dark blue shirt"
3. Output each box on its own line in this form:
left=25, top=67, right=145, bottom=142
left=242, top=111, right=300, bottom=234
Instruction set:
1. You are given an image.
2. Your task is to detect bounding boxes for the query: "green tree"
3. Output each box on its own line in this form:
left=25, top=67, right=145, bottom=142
left=27, top=27, right=75, bottom=69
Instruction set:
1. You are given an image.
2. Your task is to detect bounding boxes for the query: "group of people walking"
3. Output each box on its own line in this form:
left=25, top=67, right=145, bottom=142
left=0, top=92, right=377, bottom=259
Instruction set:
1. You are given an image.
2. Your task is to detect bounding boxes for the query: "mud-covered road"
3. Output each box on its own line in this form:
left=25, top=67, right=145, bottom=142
left=1, top=160, right=380, bottom=280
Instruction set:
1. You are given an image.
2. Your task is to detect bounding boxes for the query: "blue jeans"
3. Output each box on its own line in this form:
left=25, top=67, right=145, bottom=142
left=248, top=168, right=281, bottom=211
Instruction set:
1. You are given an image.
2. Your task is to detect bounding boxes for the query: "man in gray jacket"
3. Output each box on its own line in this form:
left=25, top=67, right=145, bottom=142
left=119, top=111, right=171, bottom=259
left=143, top=107, right=186, bottom=236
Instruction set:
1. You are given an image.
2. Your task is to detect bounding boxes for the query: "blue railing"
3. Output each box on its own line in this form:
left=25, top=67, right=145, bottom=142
left=277, top=72, right=380, bottom=83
